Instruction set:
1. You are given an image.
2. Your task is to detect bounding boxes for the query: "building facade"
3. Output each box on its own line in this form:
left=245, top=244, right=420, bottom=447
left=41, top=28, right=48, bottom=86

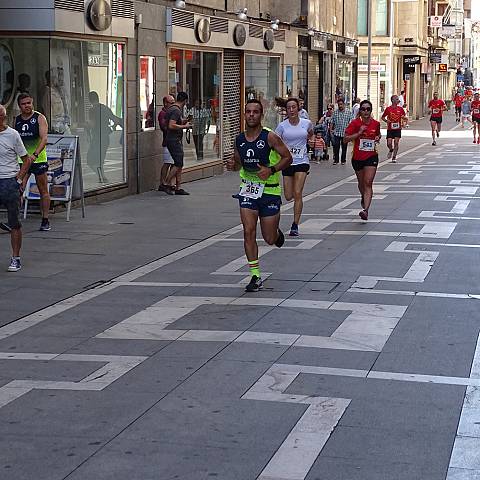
left=0, top=0, right=359, bottom=200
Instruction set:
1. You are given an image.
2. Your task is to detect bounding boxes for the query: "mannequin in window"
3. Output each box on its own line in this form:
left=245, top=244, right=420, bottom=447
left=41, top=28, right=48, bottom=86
left=41, top=69, right=69, bottom=134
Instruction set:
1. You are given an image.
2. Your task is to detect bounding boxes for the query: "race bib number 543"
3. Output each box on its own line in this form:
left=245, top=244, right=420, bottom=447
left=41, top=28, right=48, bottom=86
left=359, top=138, right=375, bottom=152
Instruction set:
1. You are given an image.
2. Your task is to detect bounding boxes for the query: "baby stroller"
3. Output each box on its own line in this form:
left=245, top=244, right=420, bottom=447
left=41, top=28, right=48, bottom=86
left=311, top=122, right=330, bottom=162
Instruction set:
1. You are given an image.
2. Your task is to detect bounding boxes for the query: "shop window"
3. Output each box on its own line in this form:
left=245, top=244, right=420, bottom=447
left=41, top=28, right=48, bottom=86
left=168, top=48, right=221, bottom=168
left=140, top=56, right=155, bottom=130
left=375, top=0, right=388, bottom=35
left=50, top=38, right=125, bottom=191
left=245, top=55, right=280, bottom=130
left=357, top=0, right=368, bottom=36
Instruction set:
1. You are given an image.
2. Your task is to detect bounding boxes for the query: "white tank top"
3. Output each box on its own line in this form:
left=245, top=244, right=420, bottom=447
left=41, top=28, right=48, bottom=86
left=275, top=118, right=312, bottom=165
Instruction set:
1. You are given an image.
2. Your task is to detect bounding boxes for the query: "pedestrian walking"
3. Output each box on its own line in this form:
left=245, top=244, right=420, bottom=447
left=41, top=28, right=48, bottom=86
left=330, top=97, right=352, bottom=165
left=164, top=92, right=192, bottom=195
left=14, top=93, right=50, bottom=231
left=275, top=97, right=314, bottom=236
left=157, top=95, right=176, bottom=191
left=226, top=99, right=292, bottom=293
left=352, top=97, right=361, bottom=118
left=0, top=104, right=33, bottom=271
left=381, top=95, right=408, bottom=163
left=344, top=100, right=381, bottom=221
left=461, top=96, right=473, bottom=129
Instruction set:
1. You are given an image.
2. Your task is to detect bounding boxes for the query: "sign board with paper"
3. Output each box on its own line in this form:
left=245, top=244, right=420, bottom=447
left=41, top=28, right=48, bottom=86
left=24, top=135, right=85, bottom=221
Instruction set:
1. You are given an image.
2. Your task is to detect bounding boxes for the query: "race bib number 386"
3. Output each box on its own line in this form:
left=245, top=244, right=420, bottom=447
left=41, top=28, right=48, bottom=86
left=239, top=181, right=265, bottom=199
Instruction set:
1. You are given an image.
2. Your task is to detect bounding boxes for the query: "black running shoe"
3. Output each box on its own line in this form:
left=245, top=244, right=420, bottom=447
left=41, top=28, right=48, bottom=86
left=245, top=275, right=263, bottom=292
left=39, top=219, right=51, bottom=231
left=275, top=228, right=285, bottom=248
left=0, top=222, right=12, bottom=233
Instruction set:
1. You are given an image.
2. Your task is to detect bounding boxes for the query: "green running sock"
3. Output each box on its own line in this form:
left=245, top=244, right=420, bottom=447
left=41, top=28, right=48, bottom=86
left=248, top=260, right=261, bottom=278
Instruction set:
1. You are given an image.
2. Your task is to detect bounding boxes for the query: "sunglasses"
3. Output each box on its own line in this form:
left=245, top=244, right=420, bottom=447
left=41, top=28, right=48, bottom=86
left=360, top=107, right=372, bottom=112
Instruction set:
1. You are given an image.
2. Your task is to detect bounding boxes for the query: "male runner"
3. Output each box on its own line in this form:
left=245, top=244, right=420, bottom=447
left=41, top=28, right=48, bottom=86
left=471, top=93, right=480, bottom=144
left=226, top=99, right=292, bottom=292
left=15, top=93, right=50, bottom=230
left=453, top=91, right=464, bottom=123
left=428, top=92, right=446, bottom=146
left=381, top=95, right=408, bottom=163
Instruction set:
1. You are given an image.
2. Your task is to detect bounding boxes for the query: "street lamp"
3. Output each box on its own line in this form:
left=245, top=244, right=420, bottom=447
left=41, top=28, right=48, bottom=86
left=174, top=0, right=186, bottom=8
left=271, top=19, right=280, bottom=31
left=237, top=8, right=248, bottom=21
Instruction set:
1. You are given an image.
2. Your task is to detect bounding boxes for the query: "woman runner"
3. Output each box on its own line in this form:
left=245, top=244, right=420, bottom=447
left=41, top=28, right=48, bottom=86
left=275, top=98, right=314, bottom=236
left=344, top=99, right=381, bottom=221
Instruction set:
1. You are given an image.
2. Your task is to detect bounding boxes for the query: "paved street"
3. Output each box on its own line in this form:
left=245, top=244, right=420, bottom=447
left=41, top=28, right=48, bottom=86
left=1, top=112, right=480, bottom=480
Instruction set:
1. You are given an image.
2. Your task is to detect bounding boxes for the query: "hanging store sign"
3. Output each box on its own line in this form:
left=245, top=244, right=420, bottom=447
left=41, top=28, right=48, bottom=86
left=264, top=29, right=275, bottom=50
left=310, top=36, right=326, bottom=51
left=430, top=16, right=443, bottom=28
left=233, top=24, right=246, bottom=46
left=441, top=25, right=456, bottom=38
left=195, top=18, right=211, bottom=43
left=429, top=52, right=442, bottom=63
left=438, top=63, right=448, bottom=72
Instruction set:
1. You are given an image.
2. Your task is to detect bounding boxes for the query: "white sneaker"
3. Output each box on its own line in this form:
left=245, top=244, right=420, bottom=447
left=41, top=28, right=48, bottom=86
left=7, top=257, right=21, bottom=272
left=392, top=158, right=397, bottom=163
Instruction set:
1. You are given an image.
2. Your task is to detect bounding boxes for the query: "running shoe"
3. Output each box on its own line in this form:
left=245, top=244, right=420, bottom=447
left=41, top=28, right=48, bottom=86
left=333, top=162, right=339, bottom=165
left=359, top=209, right=368, bottom=221
left=392, top=158, right=397, bottom=163
left=39, top=219, right=51, bottom=231
left=174, top=189, right=190, bottom=195
left=477, top=138, right=480, bottom=145
left=245, top=275, right=263, bottom=292
left=7, top=257, right=21, bottom=272
left=436, top=131, right=440, bottom=138
left=0, top=222, right=12, bottom=232
left=275, top=228, right=285, bottom=248
left=474, top=139, right=477, bottom=144
left=432, top=141, right=436, bottom=146
left=387, top=149, right=393, bottom=160
left=289, top=223, right=299, bottom=237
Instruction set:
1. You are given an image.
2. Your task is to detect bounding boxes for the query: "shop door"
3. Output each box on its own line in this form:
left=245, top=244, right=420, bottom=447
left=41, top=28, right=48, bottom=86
left=222, top=50, right=241, bottom=162
left=358, top=72, right=380, bottom=118
left=307, top=52, right=319, bottom=121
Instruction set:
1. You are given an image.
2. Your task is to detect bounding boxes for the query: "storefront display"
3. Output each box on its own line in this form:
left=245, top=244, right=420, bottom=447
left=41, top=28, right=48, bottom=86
left=336, top=59, right=353, bottom=106
left=168, top=48, right=221, bottom=168
left=245, top=55, right=280, bottom=130
left=0, top=37, right=125, bottom=192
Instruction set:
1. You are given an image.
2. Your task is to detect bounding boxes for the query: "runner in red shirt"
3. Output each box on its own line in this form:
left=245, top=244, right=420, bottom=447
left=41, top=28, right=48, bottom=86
left=344, top=100, right=381, bottom=221
left=381, top=95, right=408, bottom=163
left=428, top=92, right=446, bottom=146
left=471, top=93, right=480, bottom=144
left=453, top=91, right=464, bottom=123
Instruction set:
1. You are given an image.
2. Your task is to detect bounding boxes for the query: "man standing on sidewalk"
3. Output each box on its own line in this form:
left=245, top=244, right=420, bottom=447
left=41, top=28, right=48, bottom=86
left=15, top=93, right=50, bottom=230
left=330, top=97, right=352, bottom=165
left=164, top=92, right=191, bottom=195
left=0, top=104, right=32, bottom=271
left=157, top=94, right=175, bottom=192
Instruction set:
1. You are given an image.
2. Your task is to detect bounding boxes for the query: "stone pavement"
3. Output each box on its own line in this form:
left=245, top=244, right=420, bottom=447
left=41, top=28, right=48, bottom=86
left=1, top=111, right=480, bottom=479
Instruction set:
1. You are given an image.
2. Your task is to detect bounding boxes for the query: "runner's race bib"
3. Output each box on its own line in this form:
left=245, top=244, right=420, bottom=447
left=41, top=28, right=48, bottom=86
left=290, top=146, right=306, bottom=159
left=432, top=108, right=440, bottom=114
left=239, top=180, right=265, bottom=199
left=391, top=122, right=400, bottom=129
left=359, top=138, right=375, bottom=152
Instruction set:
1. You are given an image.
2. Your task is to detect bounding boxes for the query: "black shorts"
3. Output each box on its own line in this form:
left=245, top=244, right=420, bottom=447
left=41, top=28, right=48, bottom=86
left=386, top=130, right=402, bottom=139
left=430, top=117, right=442, bottom=124
left=455, top=106, right=462, bottom=114
left=351, top=155, right=379, bottom=171
left=473, top=117, right=480, bottom=124
left=0, top=178, right=21, bottom=230
left=282, top=163, right=310, bottom=176
left=166, top=140, right=184, bottom=168
left=239, top=193, right=281, bottom=218
left=29, top=162, right=48, bottom=176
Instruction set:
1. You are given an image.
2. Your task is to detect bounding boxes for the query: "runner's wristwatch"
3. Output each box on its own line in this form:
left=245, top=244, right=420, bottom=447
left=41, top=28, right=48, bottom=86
left=270, top=166, right=276, bottom=175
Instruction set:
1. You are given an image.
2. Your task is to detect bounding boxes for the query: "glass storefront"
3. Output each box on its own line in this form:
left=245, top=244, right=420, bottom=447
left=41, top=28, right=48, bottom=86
left=336, top=59, right=354, bottom=106
left=245, top=55, right=280, bottom=130
left=168, top=48, right=221, bottom=167
left=0, top=37, right=125, bottom=192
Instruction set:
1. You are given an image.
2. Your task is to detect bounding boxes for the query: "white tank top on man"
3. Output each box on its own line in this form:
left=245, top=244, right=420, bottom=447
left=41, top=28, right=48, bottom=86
left=275, top=118, right=312, bottom=166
